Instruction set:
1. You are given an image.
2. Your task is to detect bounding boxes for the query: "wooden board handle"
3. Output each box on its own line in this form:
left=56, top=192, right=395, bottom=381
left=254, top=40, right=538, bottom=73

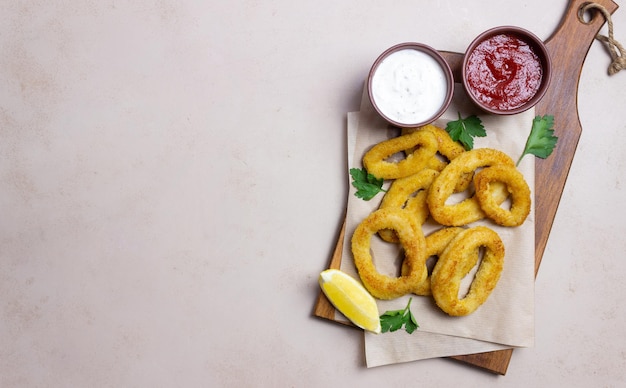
left=534, top=0, right=618, bottom=273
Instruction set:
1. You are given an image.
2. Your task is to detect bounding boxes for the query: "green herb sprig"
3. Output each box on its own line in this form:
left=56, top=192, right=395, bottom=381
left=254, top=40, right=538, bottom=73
left=379, top=297, right=419, bottom=334
left=445, top=113, right=486, bottom=150
left=349, top=167, right=386, bottom=201
left=517, top=115, right=558, bottom=166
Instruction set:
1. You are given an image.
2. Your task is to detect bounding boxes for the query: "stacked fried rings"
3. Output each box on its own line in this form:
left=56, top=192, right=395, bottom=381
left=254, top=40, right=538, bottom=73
left=400, top=226, right=465, bottom=296
left=427, top=148, right=526, bottom=226
left=377, top=169, right=438, bottom=243
left=351, top=125, right=531, bottom=316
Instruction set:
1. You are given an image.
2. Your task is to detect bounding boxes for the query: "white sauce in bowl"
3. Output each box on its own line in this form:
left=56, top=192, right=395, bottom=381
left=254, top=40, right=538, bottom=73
left=370, top=49, right=449, bottom=125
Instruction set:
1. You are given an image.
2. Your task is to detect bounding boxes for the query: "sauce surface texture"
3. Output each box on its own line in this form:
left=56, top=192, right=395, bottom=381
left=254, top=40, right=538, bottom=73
left=465, top=34, right=542, bottom=111
left=370, top=49, right=448, bottom=125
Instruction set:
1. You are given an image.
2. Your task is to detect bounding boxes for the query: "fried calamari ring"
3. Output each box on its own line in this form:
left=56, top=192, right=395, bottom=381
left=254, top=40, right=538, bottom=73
left=421, top=124, right=467, bottom=166
left=423, top=124, right=474, bottom=192
left=474, top=165, right=531, bottom=227
left=402, top=125, right=472, bottom=192
left=431, top=226, right=505, bottom=316
left=427, top=148, right=515, bottom=226
left=402, top=132, right=445, bottom=172
left=400, top=226, right=465, bottom=296
left=363, top=130, right=438, bottom=180
left=377, top=169, right=439, bottom=243
left=351, top=208, right=427, bottom=300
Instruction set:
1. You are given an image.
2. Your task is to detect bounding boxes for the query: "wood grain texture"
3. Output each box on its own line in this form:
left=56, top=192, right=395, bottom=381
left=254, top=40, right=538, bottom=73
left=313, top=0, right=618, bottom=375
left=533, top=0, right=619, bottom=274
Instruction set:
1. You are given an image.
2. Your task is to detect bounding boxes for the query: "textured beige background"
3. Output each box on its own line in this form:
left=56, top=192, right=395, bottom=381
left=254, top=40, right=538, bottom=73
left=1, top=1, right=625, bottom=386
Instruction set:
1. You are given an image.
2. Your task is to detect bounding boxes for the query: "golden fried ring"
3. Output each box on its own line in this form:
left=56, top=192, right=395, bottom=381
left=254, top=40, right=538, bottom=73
left=363, top=130, right=438, bottom=180
left=420, top=124, right=466, bottom=164
left=377, top=169, right=439, bottom=243
left=421, top=124, right=473, bottom=192
left=431, top=226, right=505, bottom=316
left=402, top=125, right=473, bottom=191
left=351, top=208, right=427, bottom=300
left=400, top=226, right=465, bottom=296
left=474, top=165, right=531, bottom=227
left=427, top=148, right=515, bottom=226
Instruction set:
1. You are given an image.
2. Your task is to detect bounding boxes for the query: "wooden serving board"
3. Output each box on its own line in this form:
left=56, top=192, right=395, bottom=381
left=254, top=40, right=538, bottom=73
left=314, top=0, right=619, bottom=375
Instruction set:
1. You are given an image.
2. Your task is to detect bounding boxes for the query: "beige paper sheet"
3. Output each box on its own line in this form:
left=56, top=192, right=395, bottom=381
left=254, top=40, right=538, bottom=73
left=339, top=84, right=536, bottom=368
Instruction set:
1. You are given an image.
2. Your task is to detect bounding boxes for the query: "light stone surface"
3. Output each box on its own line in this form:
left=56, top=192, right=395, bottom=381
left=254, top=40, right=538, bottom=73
left=1, top=1, right=625, bottom=386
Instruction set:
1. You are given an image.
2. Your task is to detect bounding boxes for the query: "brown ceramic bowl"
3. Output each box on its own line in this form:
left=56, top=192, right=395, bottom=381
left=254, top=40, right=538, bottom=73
left=462, top=26, right=551, bottom=115
left=367, top=42, right=454, bottom=128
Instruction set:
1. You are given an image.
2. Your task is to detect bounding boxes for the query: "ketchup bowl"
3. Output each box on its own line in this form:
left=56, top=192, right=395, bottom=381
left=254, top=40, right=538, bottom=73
left=367, top=43, right=454, bottom=128
left=462, top=26, right=551, bottom=115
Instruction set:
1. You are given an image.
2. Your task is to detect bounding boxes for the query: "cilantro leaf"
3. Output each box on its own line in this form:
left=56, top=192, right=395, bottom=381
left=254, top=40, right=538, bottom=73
left=379, top=297, right=419, bottom=334
left=517, top=115, right=558, bottom=166
left=349, top=167, right=386, bottom=201
left=404, top=309, right=419, bottom=334
left=380, top=312, right=405, bottom=333
left=445, top=112, right=486, bottom=150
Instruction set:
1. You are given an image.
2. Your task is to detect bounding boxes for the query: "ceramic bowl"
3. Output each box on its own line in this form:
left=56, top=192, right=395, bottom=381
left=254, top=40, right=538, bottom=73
left=367, top=42, right=454, bottom=128
left=462, top=26, right=551, bottom=115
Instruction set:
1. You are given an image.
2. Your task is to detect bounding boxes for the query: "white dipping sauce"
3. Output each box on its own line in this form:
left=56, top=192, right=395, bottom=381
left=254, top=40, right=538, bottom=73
left=370, top=49, right=448, bottom=125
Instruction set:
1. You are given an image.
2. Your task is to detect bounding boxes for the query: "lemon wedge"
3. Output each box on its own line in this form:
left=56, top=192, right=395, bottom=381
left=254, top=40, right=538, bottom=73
left=319, top=269, right=381, bottom=334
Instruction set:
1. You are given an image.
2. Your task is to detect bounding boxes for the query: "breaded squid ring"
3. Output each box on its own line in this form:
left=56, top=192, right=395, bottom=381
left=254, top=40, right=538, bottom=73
left=431, top=226, right=505, bottom=316
left=351, top=208, right=427, bottom=300
left=377, top=169, right=439, bottom=243
left=363, top=130, right=438, bottom=180
left=474, top=165, right=531, bottom=227
left=402, top=125, right=472, bottom=192
left=421, top=124, right=467, bottom=166
left=400, top=226, right=466, bottom=296
left=427, top=148, right=515, bottom=226
left=422, top=124, right=474, bottom=192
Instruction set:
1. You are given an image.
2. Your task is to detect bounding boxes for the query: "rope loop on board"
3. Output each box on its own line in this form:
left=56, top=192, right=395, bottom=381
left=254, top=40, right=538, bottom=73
left=579, top=2, right=625, bottom=75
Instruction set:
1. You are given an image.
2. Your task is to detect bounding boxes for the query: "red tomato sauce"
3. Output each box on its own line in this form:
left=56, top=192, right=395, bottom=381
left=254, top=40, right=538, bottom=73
left=465, top=34, right=543, bottom=111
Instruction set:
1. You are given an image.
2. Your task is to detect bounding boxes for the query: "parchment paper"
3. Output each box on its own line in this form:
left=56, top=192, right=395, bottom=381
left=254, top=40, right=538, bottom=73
left=339, top=84, right=536, bottom=367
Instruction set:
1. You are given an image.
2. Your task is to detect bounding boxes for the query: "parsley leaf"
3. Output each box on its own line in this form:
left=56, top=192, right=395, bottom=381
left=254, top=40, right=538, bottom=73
left=517, top=115, right=558, bottom=166
left=445, top=112, right=486, bottom=150
left=349, top=167, right=386, bottom=201
left=379, top=297, right=419, bottom=334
